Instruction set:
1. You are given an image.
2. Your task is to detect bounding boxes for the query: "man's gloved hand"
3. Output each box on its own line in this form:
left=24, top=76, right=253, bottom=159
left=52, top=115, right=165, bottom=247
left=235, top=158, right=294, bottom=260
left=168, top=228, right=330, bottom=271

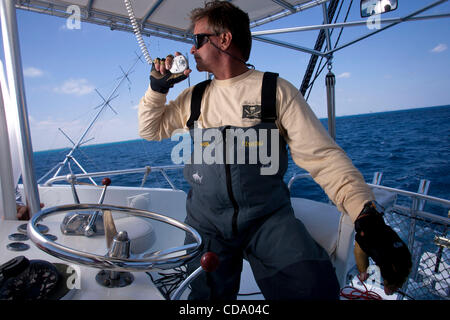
left=16, top=203, right=44, bottom=221
left=150, top=53, right=190, bottom=94
left=354, top=201, right=412, bottom=295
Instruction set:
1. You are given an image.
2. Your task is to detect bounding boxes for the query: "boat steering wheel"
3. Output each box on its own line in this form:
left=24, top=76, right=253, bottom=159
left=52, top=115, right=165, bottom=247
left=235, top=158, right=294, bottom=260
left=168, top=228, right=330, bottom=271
left=27, top=204, right=202, bottom=272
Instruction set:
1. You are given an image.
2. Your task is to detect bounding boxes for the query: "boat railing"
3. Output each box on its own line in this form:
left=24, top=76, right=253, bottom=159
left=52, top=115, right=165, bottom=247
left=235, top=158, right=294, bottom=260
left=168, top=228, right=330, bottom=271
left=288, top=173, right=450, bottom=216
left=288, top=172, right=450, bottom=300
left=43, top=164, right=184, bottom=190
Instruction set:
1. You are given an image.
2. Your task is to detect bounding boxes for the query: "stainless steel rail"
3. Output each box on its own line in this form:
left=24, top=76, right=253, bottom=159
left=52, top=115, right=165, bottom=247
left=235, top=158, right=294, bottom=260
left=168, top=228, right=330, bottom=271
left=1, top=0, right=41, bottom=214
left=43, top=164, right=184, bottom=189
left=288, top=172, right=450, bottom=300
left=287, top=173, right=450, bottom=219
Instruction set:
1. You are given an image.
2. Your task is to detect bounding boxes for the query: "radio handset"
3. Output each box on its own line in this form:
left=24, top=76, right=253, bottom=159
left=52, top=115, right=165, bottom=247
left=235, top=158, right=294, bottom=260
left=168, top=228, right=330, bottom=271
left=170, top=55, right=189, bottom=74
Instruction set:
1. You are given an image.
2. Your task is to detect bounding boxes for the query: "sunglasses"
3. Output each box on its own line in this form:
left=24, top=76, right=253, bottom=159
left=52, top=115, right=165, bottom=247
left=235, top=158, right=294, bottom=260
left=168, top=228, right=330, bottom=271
left=192, top=33, right=217, bottom=49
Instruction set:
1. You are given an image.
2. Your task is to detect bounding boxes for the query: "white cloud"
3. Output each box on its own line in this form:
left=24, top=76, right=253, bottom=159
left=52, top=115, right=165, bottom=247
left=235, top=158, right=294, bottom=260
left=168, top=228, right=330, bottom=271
left=131, top=104, right=139, bottom=110
left=30, top=115, right=139, bottom=151
left=431, top=43, right=447, bottom=53
left=30, top=116, right=81, bottom=129
left=23, top=67, right=43, bottom=78
left=337, top=72, right=351, bottom=79
left=54, top=78, right=95, bottom=96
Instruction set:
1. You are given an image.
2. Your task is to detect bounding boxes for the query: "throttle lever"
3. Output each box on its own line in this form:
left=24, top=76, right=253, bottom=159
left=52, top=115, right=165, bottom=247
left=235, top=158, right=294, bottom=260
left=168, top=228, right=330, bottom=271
left=67, top=174, right=80, bottom=204
left=171, top=252, right=219, bottom=300
left=97, top=177, right=111, bottom=204
left=84, top=177, right=111, bottom=237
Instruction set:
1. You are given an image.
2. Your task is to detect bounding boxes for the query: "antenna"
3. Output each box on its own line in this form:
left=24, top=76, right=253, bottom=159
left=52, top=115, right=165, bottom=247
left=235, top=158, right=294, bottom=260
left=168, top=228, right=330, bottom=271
left=38, top=56, right=142, bottom=185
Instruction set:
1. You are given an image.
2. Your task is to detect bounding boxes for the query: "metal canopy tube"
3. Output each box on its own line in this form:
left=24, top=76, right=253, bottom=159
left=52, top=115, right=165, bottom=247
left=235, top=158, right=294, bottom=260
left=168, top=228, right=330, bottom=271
left=0, top=0, right=41, bottom=215
left=141, top=0, right=165, bottom=27
left=250, top=0, right=331, bottom=28
left=321, top=3, right=332, bottom=52
left=252, top=35, right=327, bottom=57
left=326, top=0, right=448, bottom=56
left=271, top=0, right=296, bottom=13
left=86, top=0, right=95, bottom=17
left=251, top=13, right=450, bottom=36
left=0, top=77, right=17, bottom=220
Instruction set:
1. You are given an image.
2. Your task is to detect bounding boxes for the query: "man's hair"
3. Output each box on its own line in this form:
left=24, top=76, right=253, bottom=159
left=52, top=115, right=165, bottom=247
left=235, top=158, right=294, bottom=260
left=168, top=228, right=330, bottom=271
left=190, top=1, right=252, bottom=61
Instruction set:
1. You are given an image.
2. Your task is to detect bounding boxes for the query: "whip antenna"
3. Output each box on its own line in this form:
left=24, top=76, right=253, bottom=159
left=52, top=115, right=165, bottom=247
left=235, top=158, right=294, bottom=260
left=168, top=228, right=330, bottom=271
left=124, top=0, right=152, bottom=65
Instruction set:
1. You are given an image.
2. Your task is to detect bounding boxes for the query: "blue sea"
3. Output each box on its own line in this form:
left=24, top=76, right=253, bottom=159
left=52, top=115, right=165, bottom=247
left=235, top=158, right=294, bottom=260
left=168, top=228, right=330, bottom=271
left=33, top=105, right=450, bottom=216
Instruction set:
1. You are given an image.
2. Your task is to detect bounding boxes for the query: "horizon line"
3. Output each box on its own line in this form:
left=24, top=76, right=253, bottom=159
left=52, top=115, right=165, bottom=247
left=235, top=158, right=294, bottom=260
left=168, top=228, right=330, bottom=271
left=33, top=104, right=449, bottom=153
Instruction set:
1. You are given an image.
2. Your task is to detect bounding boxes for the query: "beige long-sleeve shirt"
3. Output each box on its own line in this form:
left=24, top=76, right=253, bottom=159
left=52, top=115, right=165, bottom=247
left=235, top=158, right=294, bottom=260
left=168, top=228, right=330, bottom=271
left=138, top=69, right=374, bottom=222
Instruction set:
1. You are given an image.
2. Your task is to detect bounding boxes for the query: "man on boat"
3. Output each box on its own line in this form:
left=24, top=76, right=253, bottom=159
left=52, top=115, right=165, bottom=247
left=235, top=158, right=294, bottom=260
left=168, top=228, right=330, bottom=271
left=138, top=0, right=411, bottom=300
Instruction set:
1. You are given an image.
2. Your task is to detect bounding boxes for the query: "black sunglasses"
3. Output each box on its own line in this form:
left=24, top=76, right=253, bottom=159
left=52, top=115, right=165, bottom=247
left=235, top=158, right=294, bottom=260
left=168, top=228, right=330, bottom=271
left=192, top=33, right=217, bottom=49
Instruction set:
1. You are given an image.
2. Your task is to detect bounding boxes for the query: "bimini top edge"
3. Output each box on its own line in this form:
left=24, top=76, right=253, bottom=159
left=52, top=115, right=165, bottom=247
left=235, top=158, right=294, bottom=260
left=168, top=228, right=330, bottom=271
left=14, top=0, right=327, bottom=43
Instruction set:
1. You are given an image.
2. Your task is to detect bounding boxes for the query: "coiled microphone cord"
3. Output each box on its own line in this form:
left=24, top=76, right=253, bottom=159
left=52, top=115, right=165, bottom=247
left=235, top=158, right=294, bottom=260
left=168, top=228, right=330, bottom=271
left=124, top=0, right=152, bottom=65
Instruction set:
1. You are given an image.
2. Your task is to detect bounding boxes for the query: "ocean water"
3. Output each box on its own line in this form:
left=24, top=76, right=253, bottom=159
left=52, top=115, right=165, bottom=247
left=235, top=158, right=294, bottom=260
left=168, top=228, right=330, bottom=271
left=33, top=105, right=450, bottom=216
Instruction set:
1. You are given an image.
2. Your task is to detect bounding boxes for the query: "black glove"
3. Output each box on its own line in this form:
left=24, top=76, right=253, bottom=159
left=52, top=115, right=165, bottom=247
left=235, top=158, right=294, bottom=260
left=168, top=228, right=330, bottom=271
left=150, top=57, right=187, bottom=94
left=354, top=201, right=412, bottom=292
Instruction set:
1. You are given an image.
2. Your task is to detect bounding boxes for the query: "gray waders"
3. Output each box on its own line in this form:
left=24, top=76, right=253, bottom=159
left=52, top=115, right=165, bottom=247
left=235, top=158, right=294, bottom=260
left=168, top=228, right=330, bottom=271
left=183, top=72, right=340, bottom=300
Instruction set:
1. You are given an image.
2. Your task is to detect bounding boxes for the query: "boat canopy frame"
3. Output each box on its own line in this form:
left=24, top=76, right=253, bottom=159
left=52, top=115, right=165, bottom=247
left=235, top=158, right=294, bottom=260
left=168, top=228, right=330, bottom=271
left=14, top=0, right=450, bottom=57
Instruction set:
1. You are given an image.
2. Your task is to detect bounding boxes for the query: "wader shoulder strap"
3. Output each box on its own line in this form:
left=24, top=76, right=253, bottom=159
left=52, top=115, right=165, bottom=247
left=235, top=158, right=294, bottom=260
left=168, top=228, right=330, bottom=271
left=187, top=79, right=212, bottom=129
left=186, top=72, right=278, bottom=128
left=261, top=72, right=279, bottom=123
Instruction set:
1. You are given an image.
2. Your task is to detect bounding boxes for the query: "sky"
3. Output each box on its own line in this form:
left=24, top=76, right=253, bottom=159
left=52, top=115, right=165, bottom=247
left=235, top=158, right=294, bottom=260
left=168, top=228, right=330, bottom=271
left=1, top=0, right=449, bottom=151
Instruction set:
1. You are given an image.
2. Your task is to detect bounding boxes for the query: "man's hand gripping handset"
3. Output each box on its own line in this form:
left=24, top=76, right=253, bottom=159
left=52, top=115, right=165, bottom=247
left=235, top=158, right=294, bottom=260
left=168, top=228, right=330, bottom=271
left=150, top=52, right=191, bottom=94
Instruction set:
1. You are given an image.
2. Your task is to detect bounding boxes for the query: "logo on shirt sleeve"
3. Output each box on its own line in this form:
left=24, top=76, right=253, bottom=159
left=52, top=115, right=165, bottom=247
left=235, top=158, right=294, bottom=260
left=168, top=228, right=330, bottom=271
left=242, top=105, right=261, bottom=119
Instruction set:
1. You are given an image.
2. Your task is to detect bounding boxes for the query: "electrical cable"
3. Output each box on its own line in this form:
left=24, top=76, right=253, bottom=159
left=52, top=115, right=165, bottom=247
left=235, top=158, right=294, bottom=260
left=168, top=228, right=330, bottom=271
left=340, top=274, right=416, bottom=300
left=340, top=275, right=383, bottom=300
left=208, top=40, right=255, bottom=69
left=124, top=0, right=152, bottom=65
left=146, top=266, right=188, bottom=299
left=147, top=266, right=415, bottom=300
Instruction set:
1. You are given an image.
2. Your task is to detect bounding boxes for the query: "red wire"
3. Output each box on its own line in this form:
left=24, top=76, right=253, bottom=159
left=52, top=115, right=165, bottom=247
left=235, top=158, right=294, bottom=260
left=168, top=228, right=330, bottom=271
left=340, top=275, right=383, bottom=300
